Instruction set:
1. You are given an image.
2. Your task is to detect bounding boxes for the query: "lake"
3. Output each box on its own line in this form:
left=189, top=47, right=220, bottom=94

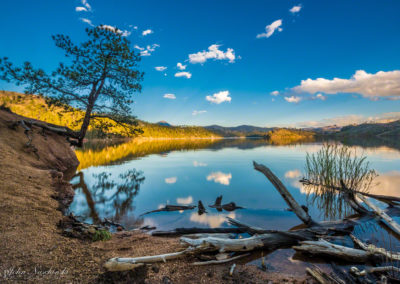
left=68, top=138, right=400, bottom=274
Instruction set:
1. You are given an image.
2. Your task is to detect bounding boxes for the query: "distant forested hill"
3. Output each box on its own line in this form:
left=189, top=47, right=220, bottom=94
left=337, top=120, right=400, bottom=137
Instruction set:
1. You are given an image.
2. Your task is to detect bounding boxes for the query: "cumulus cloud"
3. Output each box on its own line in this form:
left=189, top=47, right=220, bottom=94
left=284, top=96, right=302, bottom=103
left=292, top=70, right=400, bottom=99
left=135, top=44, right=160, bottom=56
left=163, top=94, right=176, bottom=99
left=192, top=110, right=207, bottom=116
left=165, top=177, right=177, bottom=184
left=206, top=91, right=231, bottom=104
left=177, top=62, right=187, bottom=70
left=270, top=90, right=279, bottom=96
left=99, top=25, right=131, bottom=37
left=206, top=172, right=232, bottom=186
left=175, top=71, right=192, bottom=79
left=176, top=196, right=193, bottom=205
left=80, top=18, right=94, bottom=26
left=257, top=19, right=283, bottom=38
left=315, top=93, right=326, bottom=101
left=142, top=29, right=153, bottom=36
left=193, top=161, right=207, bottom=167
left=189, top=44, right=236, bottom=64
left=296, top=112, right=400, bottom=128
left=290, top=4, right=302, bottom=13
left=155, top=66, right=167, bottom=71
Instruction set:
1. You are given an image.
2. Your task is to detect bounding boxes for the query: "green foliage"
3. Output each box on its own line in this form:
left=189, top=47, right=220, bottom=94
left=92, top=229, right=112, bottom=242
left=0, top=26, right=144, bottom=144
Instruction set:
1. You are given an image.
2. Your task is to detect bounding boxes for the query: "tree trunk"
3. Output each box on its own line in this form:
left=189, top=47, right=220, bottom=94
left=77, top=103, right=94, bottom=147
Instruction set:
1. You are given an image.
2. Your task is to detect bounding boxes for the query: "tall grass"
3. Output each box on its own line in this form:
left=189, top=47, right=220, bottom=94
left=304, top=143, right=378, bottom=219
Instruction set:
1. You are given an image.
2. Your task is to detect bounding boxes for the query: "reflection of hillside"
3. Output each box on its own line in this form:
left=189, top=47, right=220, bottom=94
left=338, top=136, right=400, bottom=152
left=76, top=138, right=322, bottom=170
left=76, top=138, right=221, bottom=170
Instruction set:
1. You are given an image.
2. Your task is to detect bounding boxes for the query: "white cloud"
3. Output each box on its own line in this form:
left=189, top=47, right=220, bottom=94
left=76, top=0, right=91, bottom=12
left=142, top=29, right=153, bottom=36
left=206, top=172, right=232, bottom=186
left=192, top=110, right=207, bottom=116
left=188, top=44, right=236, bottom=64
left=99, top=25, right=131, bottom=37
left=175, top=71, right=192, bottom=79
left=165, top=177, right=177, bottom=184
left=190, top=212, right=236, bottom=228
left=315, top=93, right=326, bottom=101
left=163, top=93, right=176, bottom=100
left=176, top=196, right=193, bottom=205
left=80, top=18, right=94, bottom=26
left=284, top=96, right=302, bottom=103
left=155, top=66, right=167, bottom=72
left=75, top=7, right=87, bottom=12
left=270, top=90, right=279, bottom=96
left=206, top=91, right=231, bottom=104
left=135, top=44, right=160, bottom=56
left=292, top=70, right=400, bottom=99
left=290, top=5, right=302, bottom=14
left=193, top=161, right=207, bottom=167
left=82, top=0, right=91, bottom=10
left=257, top=19, right=283, bottom=38
left=177, top=62, right=187, bottom=70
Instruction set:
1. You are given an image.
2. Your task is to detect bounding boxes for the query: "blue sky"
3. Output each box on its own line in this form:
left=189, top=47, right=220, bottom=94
left=0, top=0, right=399, bottom=127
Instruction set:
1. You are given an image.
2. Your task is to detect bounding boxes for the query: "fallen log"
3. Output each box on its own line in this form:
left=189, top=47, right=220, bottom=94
left=306, top=265, right=345, bottom=284
left=192, top=253, right=249, bottom=266
left=350, top=266, right=400, bottom=277
left=253, top=161, right=314, bottom=226
left=140, top=204, right=196, bottom=216
left=294, top=239, right=400, bottom=263
left=356, top=193, right=400, bottom=237
left=350, top=234, right=400, bottom=261
left=151, top=227, right=246, bottom=236
left=300, top=178, right=400, bottom=206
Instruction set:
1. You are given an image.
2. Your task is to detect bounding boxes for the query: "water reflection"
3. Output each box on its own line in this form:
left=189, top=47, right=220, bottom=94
left=206, top=171, right=232, bottom=186
left=70, top=137, right=400, bottom=234
left=70, top=169, right=145, bottom=227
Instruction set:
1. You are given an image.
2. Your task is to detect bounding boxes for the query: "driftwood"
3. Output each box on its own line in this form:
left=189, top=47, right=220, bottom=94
left=306, top=265, right=345, bottom=284
left=104, top=161, right=400, bottom=274
left=253, top=161, right=314, bottom=225
left=151, top=227, right=246, bottom=236
left=198, top=200, right=207, bottom=215
left=140, top=204, right=196, bottom=216
left=350, top=266, right=400, bottom=276
left=208, top=196, right=243, bottom=212
left=294, top=238, right=400, bottom=263
left=356, top=193, right=400, bottom=237
left=300, top=178, right=400, bottom=206
left=191, top=254, right=249, bottom=266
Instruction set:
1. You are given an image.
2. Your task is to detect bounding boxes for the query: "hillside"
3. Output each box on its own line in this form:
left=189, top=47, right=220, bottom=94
left=337, top=120, right=400, bottom=137
left=0, top=90, right=318, bottom=142
left=0, top=91, right=220, bottom=139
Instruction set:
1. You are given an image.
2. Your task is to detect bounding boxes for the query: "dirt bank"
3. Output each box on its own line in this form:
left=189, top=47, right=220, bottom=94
left=0, top=109, right=312, bottom=283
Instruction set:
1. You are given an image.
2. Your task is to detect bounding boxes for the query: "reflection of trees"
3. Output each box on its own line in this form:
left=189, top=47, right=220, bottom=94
left=72, top=169, right=145, bottom=225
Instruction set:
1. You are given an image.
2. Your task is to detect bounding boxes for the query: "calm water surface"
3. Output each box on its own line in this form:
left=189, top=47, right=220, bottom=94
left=68, top=138, right=400, bottom=274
